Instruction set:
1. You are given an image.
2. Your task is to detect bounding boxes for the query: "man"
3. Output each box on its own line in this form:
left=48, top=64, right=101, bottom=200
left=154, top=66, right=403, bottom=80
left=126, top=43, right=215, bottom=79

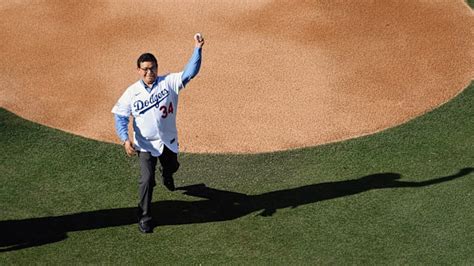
left=112, top=34, right=204, bottom=233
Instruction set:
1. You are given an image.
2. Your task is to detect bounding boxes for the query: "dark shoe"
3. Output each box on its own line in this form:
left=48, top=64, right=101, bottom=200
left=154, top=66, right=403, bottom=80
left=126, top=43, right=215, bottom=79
left=162, top=175, right=175, bottom=191
left=138, top=219, right=153, bottom=233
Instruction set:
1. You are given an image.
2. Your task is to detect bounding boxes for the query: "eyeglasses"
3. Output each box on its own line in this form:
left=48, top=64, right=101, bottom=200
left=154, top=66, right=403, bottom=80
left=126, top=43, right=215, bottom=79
left=139, top=66, right=157, bottom=73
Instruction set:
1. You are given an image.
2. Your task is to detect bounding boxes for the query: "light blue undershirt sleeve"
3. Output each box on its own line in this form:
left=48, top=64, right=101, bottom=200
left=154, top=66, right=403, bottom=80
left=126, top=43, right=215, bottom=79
left=182, top=47, right=202, bottom=87
left=114, top=114, right=130, bottom=142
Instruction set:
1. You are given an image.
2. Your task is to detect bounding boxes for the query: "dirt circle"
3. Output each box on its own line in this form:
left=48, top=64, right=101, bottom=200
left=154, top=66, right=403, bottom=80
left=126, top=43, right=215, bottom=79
left=1, top=1, right=472, bottom=154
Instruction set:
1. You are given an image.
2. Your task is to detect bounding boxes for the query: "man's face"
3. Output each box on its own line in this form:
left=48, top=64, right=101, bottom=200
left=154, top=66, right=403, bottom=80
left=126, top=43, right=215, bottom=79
left=138, top=61, right=157, bottom=85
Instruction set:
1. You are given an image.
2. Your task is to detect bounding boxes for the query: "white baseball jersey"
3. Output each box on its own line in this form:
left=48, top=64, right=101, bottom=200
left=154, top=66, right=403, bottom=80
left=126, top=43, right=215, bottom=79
left=111, top=72, right=184, bottom=156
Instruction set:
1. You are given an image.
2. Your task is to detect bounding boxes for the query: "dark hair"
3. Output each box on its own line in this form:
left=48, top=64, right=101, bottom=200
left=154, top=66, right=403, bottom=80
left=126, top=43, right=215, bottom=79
left=137, top=53, right=158, bottom=68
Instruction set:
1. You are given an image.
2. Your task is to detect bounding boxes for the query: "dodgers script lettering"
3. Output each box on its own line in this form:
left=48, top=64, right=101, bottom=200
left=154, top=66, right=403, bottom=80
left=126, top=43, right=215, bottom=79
left=134, top=89, right=170, bottom=114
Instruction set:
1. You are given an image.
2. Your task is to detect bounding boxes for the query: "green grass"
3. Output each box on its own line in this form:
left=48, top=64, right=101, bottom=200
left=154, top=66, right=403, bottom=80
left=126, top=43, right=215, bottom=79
left=468, top=0, right=474, bottom=8
left=1, top=81, right=473, bottom=265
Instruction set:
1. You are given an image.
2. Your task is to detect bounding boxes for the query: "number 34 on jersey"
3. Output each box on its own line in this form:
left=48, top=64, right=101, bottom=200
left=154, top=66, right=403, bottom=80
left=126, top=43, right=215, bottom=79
left=159, top=102, right=174, bottom=118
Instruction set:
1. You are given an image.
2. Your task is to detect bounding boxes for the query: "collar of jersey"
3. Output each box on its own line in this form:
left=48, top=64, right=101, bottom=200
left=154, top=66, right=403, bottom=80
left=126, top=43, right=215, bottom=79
left=140, top=79, right=158, bottom=93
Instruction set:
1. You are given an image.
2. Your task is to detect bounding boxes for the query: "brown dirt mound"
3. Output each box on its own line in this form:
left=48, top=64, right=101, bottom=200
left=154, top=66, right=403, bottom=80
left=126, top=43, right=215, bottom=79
left=1, top=1, right=472, bottom=153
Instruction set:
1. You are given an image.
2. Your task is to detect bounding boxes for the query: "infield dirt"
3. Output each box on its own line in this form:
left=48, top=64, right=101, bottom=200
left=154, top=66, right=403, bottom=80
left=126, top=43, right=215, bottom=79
left=1, top=1, right=472, bottom=153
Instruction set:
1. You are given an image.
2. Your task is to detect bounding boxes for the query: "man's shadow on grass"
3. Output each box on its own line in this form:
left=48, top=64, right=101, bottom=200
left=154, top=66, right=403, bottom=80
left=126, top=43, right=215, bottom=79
left=1, top=168, right=472, bottom=252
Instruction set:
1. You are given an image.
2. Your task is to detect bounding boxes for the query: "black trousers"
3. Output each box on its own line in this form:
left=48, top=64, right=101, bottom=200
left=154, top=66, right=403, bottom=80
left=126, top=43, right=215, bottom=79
left=137, top=146, right=179, bottom=221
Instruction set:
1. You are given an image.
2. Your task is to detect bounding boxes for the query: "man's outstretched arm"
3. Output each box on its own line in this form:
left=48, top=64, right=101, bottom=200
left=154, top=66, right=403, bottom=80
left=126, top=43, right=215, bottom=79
left=182, top=33, right=205, bottom=87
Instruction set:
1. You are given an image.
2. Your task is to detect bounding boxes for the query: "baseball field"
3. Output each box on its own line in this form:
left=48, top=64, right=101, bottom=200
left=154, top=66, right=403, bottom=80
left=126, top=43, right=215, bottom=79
left=1, top=0, right=473, bottom=264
